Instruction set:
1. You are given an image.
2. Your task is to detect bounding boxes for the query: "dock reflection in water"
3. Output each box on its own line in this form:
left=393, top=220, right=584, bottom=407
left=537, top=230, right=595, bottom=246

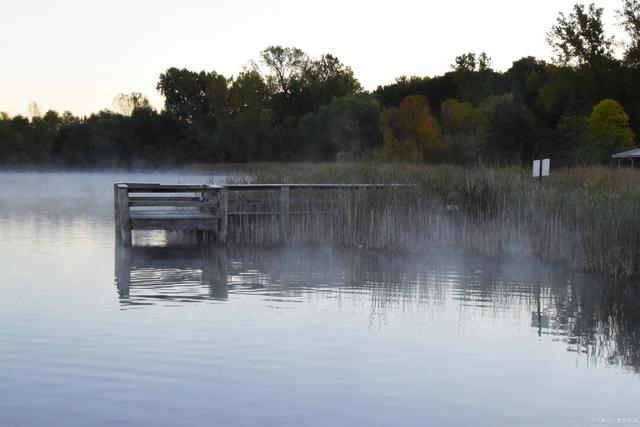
left=114, top=244, right=640, bottom=373
left=115, top=245, right=229, bottom=304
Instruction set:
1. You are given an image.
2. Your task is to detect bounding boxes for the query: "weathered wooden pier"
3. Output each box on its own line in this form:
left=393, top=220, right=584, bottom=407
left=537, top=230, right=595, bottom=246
left=114, top=182, right=402, bottom=246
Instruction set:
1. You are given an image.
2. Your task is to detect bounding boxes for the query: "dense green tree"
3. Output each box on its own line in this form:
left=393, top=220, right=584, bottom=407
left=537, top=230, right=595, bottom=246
left=453, top=70, right=501, bottom=105
left=505, top=57, right=548, bottom=110
left=375, top=76, right=434, bottom=107
left=547, top=3, right=615, bottom=68
left=305, top=54, right=362, bottom=106
left=0, top=113, right=24, bottom=163
left=208, top=109, right=276, bottom=162
left=452, top=52, right=492, bottom=72
left=29, top=110, right=63, bottom=162
left=157, top=68, right=230, bottom=123
left=448, top=52, right=498, bottom=104
left=478, top=94, right=536, bottom=162
left=452, top=53, right=476, bottom=72
left=618, top=0, right=640, bottom=66
left=261, top=46, right=362, bottom=121
left=157, top=68, right=202, bottom=122
left=299, top=94, right=382, bottom=160
left=557, top=114, right=589, bottom=164
left=229, top=68, right=271, bottom=114
left=260, top=46, right=309, bottom=96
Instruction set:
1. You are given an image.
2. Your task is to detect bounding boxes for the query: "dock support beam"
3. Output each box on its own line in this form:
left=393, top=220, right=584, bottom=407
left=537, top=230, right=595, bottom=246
left=217, top=188, right=228, bottom=243
left=279, top=186, right=290, bottom=244
left=114, top=184, right=132, bottom=246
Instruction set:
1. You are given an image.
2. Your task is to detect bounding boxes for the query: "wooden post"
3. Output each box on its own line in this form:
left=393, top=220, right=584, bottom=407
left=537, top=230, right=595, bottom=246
left=279, top=186, right=290, bottom=244
left=201, top=187, right=216, bottom=244
left=114, top=184, right=121, bottom=244
left=115, top=183, right=132, bottom=246
left=217, top=187, right=228, bottom=243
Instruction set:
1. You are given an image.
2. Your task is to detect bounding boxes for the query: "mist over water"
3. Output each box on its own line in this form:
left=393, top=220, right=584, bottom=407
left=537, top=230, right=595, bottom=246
left=0, top=171, right=638, bottom=426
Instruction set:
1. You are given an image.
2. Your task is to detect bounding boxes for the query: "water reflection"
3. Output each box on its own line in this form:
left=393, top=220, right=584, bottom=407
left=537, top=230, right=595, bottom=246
left=114, top=245, right=640, bottom=373
left=115, top=245, right=228, bottom=304
left=552, top=275, right=640, bottom=372
left=1, top=172, right=638, bottom=425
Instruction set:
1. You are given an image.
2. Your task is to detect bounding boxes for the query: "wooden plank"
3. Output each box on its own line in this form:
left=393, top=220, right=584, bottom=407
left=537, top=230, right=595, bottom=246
left=130, top=200, right=208, bottom=207
left=228, top=211, right=278, bottom=216
left=127, top=188, right=211, bottom=193
left=129, top=196, right=200, bottom=202
left=119, top=182, right=160, bottom=187
left=123, top=182, right=217, bottom=187
left=124, top=183, right=222, bottom=192
left=227, top=211, right=335, bottom=215
left=224, top=184, right=412, bottom=190
left=130, top=210, right=216, bottom=219
left=130, top=218, right=218, bottom=230
left=199, top=188, right=217, bottom=214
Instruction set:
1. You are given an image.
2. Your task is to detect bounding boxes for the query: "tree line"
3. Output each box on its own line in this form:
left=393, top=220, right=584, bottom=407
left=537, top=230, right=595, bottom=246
left=2, top=1, right=640, bottom=167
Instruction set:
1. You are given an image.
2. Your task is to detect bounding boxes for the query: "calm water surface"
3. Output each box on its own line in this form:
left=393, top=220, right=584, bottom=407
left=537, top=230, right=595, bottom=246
left=0, top=171, right=638, bottom=426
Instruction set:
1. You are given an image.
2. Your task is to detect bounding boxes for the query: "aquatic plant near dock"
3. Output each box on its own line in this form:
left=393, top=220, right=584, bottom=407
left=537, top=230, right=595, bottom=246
left=217, top=163, right=640, bottom=277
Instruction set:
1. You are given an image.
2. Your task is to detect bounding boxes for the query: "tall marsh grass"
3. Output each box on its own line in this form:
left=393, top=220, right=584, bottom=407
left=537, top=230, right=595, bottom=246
left=219, top=163, right=640, bottom=277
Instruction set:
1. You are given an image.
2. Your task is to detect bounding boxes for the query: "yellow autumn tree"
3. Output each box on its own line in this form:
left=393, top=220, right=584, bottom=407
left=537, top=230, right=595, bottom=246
left=379, top=95, right=443, bottom=163
left=439, top=98, right=480, bottom=163
left=586, top=99, right=636, bottom=162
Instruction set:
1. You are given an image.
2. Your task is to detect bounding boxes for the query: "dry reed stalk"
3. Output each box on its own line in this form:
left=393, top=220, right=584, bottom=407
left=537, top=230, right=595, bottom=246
left=213, top=163, right=640, bottom=277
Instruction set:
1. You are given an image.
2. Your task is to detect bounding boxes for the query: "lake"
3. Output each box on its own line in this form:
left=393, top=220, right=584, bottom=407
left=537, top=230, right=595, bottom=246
left=0, top=171, right=638, bottom=426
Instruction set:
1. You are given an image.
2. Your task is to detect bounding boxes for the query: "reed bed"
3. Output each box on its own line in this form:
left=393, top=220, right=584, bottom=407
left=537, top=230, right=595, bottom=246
left=217, top=163, right=640, bottom=277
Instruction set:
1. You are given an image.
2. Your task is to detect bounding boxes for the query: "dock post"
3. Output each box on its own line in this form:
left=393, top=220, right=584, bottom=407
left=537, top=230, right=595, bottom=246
left=201, top=186, right=216, bottom=244
left=114, top=183, right=132, bottom=246
left=114, top=184, right=121, bottom=244
left=279, top=186, right=290, bottom=244
left=218, top=187, right=228, bottom=243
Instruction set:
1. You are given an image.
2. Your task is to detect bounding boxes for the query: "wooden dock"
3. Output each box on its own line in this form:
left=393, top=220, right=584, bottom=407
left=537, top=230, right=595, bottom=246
left=114, top=182, right=408, bottom=246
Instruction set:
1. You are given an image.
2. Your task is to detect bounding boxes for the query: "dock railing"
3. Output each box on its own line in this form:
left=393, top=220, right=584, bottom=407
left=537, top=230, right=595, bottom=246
left=115, top=183, right=413, bottom=246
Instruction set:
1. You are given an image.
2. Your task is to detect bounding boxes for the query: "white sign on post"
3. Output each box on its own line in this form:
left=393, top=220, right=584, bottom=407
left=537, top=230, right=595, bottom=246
left=532, top=158, right=550, bottom=177
left=541, top=158, right=550, bottom=176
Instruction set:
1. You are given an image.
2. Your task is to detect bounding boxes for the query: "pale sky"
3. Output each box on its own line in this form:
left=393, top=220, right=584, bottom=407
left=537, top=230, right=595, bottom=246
left=0, top=0, right=625, bottom=116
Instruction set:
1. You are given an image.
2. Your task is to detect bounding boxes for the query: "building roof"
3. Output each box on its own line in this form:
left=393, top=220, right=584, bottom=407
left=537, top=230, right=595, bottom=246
left=611, top=148, right=640, bottom=158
